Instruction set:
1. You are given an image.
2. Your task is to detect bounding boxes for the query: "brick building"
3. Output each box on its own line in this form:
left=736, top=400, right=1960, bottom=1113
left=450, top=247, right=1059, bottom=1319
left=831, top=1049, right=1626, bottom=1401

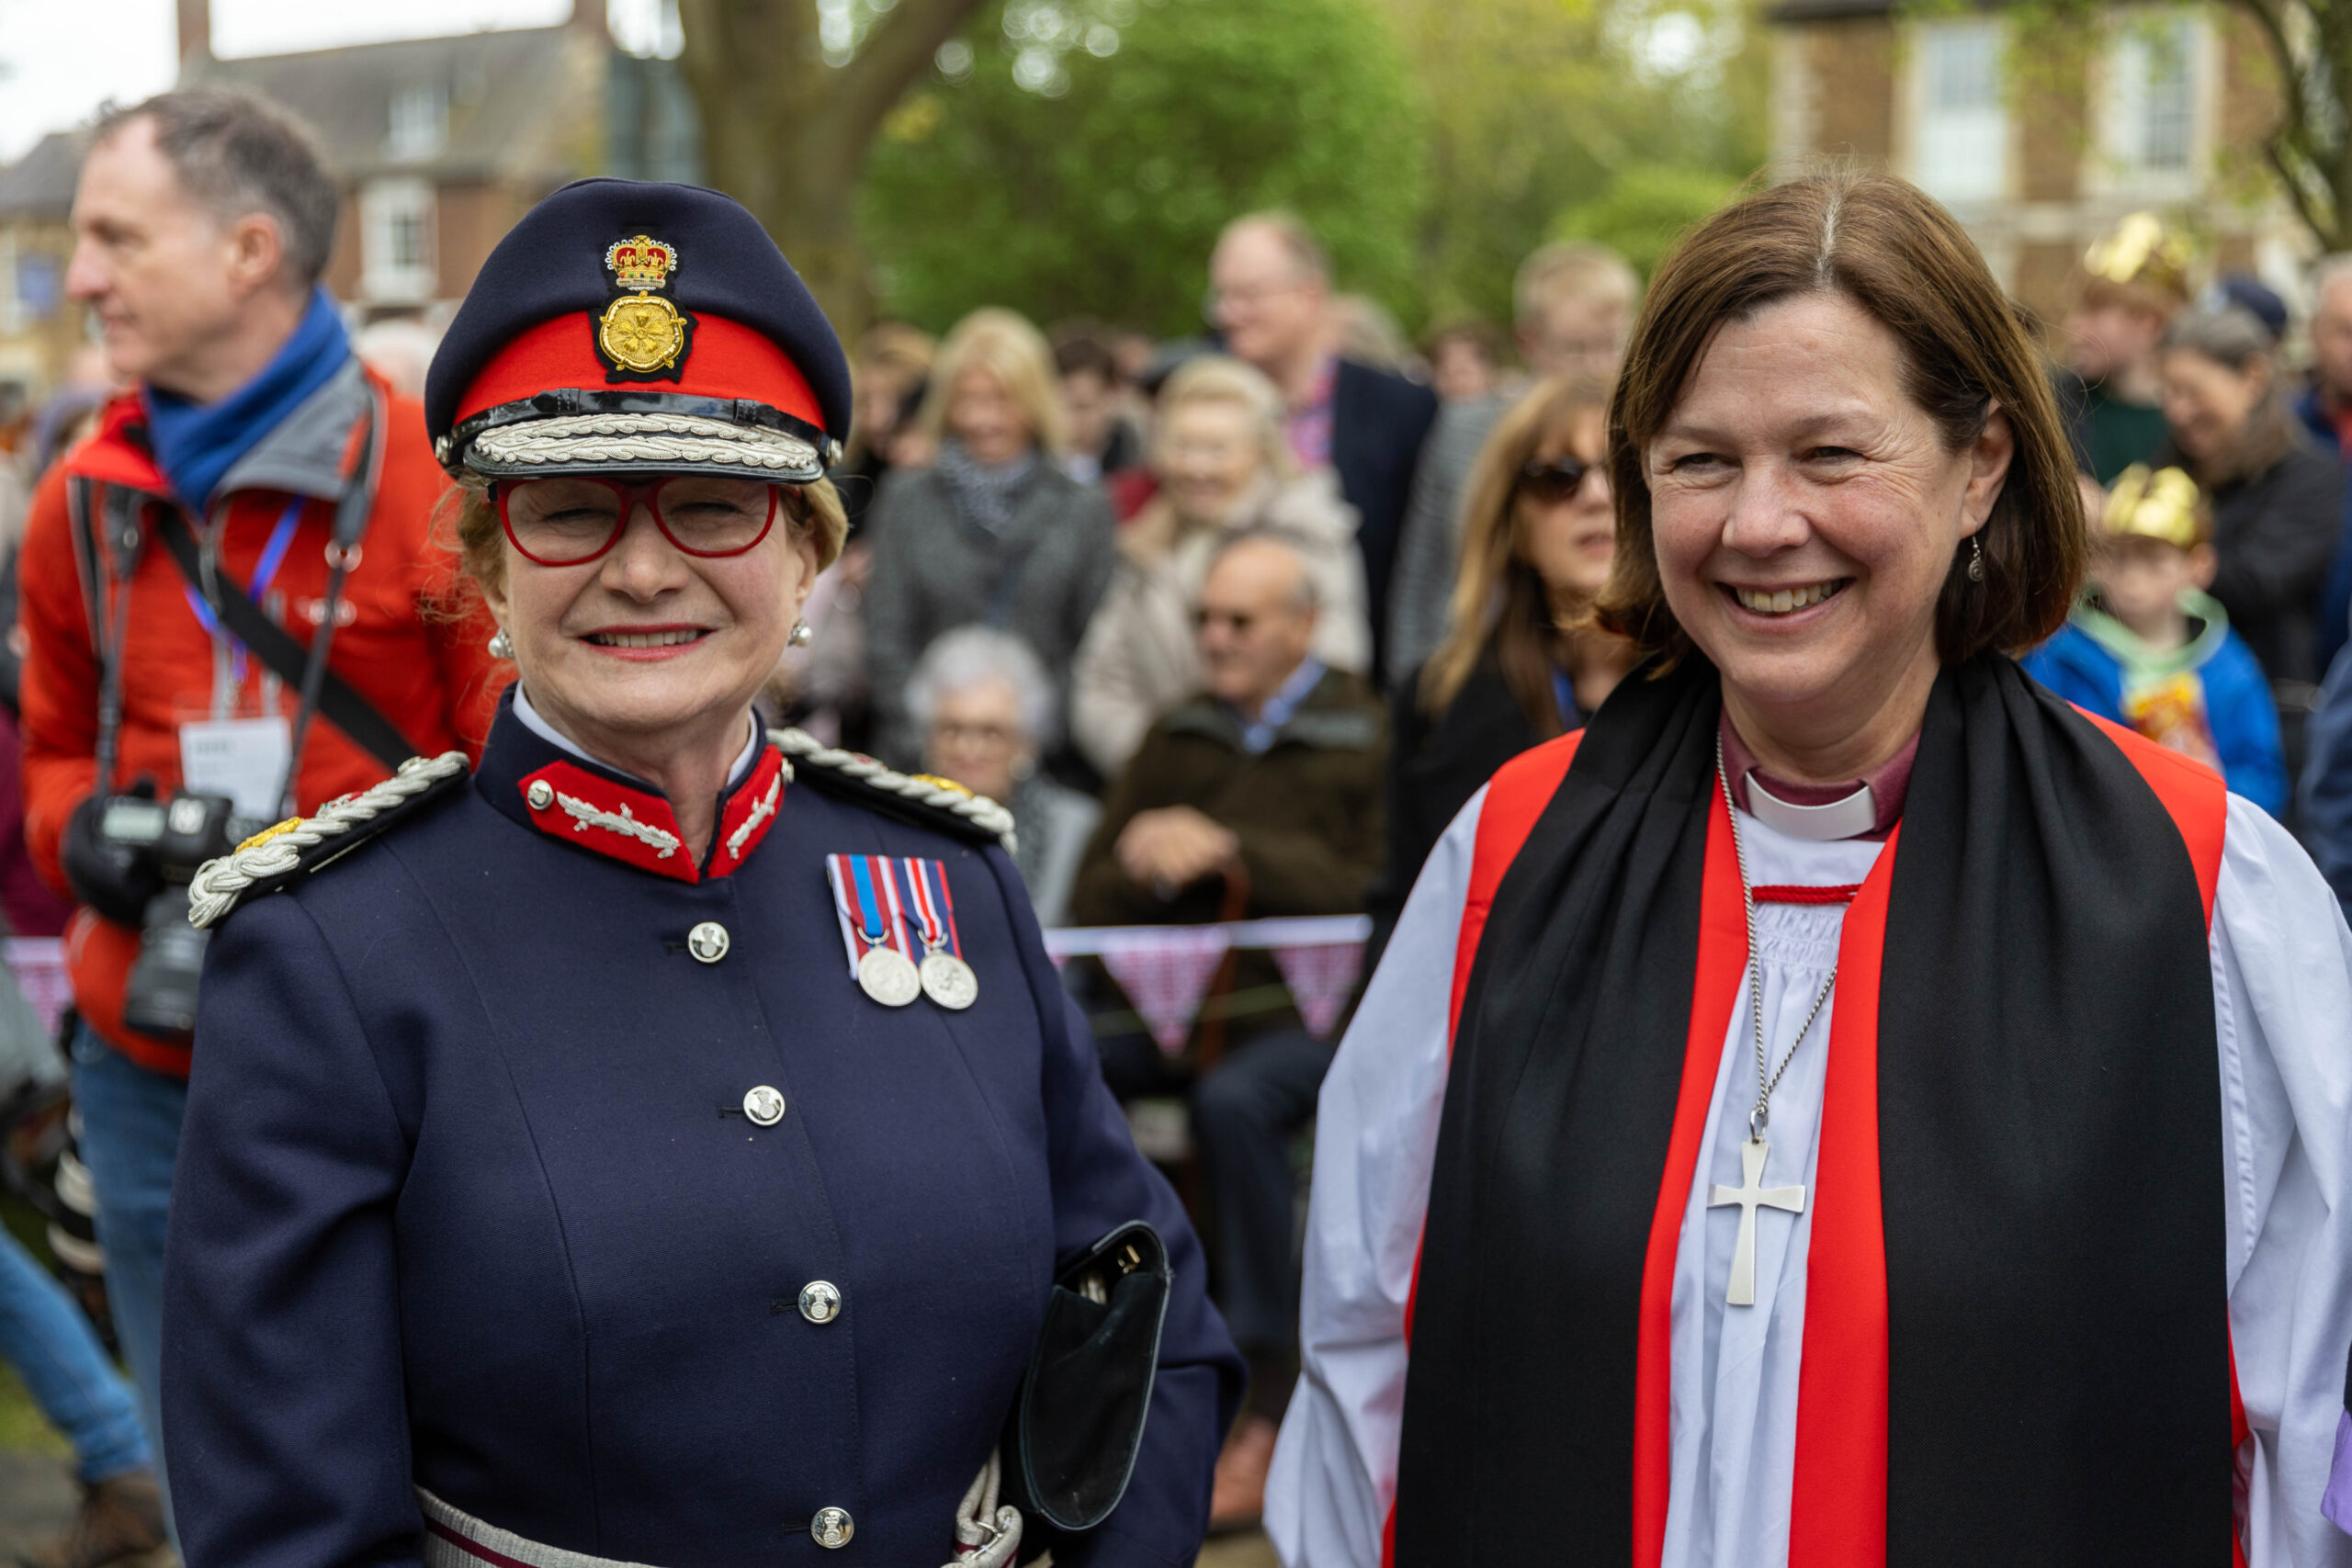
left=1768, top=0, right=2309, bottom=323
left=0, top=0, right=699, bottom=402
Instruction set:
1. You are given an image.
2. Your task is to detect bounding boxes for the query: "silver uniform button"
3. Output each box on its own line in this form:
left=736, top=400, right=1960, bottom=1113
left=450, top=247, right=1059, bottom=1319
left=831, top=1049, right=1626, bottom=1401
left=687, top=921, right=730, bottom=964
left=811, top=1507, right=854, bottom=1548
left=799, top=1280, right=841, bottom=1324
left=742, top=1086, right=785, bottom=1126
left=526, top=779, right=553, bottom=810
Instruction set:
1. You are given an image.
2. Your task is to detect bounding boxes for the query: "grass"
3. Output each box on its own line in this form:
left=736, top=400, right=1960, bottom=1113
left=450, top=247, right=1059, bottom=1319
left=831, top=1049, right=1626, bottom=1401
left=0, top=1358, right=69, bottom=1459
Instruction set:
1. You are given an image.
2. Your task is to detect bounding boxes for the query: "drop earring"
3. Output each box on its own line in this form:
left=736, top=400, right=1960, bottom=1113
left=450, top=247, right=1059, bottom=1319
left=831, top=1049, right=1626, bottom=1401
left=1967, top=536, right=1985, bottom=583
left=788, top=619, right=814, bottom=648
left=488, top=626, right=514, bottom=659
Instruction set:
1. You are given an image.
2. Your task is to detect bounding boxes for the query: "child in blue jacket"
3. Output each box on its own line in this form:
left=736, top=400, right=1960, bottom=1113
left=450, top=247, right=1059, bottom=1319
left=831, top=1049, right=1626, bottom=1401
left=2023, top=464, right=2289, bottom=815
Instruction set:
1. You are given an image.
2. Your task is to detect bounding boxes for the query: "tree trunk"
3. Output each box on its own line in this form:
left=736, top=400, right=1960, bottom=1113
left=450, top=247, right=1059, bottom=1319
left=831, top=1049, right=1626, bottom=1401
left=677, top=0, right=989, bottom=338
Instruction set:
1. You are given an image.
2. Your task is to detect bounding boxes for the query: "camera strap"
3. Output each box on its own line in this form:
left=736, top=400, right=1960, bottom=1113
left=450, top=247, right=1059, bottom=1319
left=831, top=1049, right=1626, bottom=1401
left=66, top=479, right=148, bottom=796
left=150, top=383, right=415, bottom=779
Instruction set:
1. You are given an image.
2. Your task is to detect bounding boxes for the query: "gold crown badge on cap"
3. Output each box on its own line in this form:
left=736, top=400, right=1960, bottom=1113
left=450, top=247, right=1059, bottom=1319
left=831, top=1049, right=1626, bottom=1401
left=596, top=233, right=693, bottom=378
left=2104, top=464, right=2202, bottom=550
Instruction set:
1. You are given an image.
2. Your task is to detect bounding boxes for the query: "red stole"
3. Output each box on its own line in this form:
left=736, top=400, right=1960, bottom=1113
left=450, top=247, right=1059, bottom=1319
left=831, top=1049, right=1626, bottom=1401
left=1390, top=716, right=2232, bottom=1566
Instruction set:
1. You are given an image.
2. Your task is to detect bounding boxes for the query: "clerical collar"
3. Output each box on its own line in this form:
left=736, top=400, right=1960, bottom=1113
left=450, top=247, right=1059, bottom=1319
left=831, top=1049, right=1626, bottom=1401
left=1717, top=711, right=1916, bottom=841
left=513, top=683, right=762, bottom=788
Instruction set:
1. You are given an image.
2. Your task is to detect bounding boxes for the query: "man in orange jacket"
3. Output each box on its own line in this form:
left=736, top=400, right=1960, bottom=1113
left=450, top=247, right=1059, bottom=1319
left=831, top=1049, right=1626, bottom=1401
left=18, top=89, right=502, bottom=1538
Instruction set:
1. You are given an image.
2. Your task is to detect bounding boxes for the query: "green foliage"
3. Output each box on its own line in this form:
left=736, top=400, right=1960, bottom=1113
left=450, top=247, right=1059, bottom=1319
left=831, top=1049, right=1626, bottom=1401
left=1552, top=164, right=1746, bottom=278
left=1386, top=0, right=1767, bottom=328
left=859, top=0, right=1429, bottom=336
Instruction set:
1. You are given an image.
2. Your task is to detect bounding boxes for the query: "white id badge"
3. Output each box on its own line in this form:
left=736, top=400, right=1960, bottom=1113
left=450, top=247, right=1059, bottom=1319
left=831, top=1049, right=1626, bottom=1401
left=178, top=716, right=293, bottom=819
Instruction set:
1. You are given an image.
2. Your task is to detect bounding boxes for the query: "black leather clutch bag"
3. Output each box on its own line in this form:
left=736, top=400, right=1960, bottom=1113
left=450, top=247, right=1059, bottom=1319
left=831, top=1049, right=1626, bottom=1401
left=1004, top=1220, right=1171, bottom=1534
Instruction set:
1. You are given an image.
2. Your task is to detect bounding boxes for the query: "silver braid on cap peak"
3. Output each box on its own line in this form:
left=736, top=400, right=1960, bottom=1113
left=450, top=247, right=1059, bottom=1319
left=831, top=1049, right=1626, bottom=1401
left=772, top=728, right=1017, bottom=852
left=469, top=412, right=821, bottom=474
left=186, top=752, right=470, bottom=929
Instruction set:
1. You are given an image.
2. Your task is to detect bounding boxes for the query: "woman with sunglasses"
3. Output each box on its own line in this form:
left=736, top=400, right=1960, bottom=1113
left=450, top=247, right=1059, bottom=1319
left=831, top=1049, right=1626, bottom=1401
left=1365, top=377, right=1636, bottom=963
left=156, top=180, right=1240, bottom=1568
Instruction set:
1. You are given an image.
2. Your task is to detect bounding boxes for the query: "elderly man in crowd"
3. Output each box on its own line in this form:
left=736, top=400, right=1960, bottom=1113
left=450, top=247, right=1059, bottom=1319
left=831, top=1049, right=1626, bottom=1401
left=1384, top=241, right=1639, bottom=685
left=1072, top=530, right=1385, bottom=1531
left=18, top=90, right=500, bottom=1539
left=1207, top=213, right=1436, bottom=681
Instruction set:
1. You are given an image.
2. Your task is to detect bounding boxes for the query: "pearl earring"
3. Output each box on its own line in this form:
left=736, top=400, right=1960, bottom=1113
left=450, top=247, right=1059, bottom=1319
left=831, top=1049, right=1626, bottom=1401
left=488, top=626, right=514, bottom=659
left=788, top=619, right=814, bottom=648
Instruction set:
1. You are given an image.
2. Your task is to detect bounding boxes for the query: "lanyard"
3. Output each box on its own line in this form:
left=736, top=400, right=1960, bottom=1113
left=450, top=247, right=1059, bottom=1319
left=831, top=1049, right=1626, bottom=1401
left=185, top=494, right=305, bottom=697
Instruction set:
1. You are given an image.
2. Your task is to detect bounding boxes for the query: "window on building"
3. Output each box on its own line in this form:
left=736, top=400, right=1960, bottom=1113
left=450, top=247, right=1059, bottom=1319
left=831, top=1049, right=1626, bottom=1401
left=2108, top=17, right=2198, bottom=176
left=1913, top=18, right=2007, bottom=204
left=386, top=84, right=448, bottom=163
left=361, top=178, right=436, bottom=304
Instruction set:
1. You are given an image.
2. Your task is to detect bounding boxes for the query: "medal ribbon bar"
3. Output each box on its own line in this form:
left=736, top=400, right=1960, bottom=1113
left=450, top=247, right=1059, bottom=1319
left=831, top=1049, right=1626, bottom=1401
left=894, top=857, right=963, bottom=959
left=824, top=853, right=918, bottom=975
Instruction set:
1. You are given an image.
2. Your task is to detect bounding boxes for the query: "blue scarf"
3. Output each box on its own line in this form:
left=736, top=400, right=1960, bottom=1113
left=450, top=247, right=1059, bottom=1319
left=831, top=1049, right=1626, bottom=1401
left=141, top=288, right=351, bottom=511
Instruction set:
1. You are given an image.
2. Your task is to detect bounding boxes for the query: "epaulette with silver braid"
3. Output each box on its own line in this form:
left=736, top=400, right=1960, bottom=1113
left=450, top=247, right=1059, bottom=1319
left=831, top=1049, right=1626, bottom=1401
left=186, top=752, right=472, bottom=929
left=771, top=728, right=1016, bottom=852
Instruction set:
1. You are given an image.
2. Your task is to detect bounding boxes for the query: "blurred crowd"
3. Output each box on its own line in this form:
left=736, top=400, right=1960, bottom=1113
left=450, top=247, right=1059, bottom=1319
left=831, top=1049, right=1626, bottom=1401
left=13, top=164, right=2352, bottom=1545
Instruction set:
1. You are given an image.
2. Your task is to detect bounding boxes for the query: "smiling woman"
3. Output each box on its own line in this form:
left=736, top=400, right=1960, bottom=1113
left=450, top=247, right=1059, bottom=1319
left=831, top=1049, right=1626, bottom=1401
left=1270, top=171, right=2352, bottom=1568
left=445, top=468, right=838, bottom=856
left=161, top=178, right=1240, bottom=1568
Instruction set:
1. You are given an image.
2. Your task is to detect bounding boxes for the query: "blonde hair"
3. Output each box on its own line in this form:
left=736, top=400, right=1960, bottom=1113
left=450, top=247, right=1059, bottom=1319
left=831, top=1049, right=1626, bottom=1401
left=918, top=308, right=1069, bottom=456
left=1514, top=243, right=1640, bottom=333
left=1150, top=355, right=1295, bottom=483
left=444, top=475, right=849, bottom=611
left=1422, top=377, right=1612, bottom=727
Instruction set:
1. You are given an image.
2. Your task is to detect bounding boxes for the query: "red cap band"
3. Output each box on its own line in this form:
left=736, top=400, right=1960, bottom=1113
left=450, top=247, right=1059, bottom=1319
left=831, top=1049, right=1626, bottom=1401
left=454, top=313, right=827, bottom=431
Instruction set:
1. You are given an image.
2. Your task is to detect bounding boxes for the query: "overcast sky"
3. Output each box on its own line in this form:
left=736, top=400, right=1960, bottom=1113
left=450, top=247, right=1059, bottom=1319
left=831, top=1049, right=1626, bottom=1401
left=0, top=0, right=673, bottom=163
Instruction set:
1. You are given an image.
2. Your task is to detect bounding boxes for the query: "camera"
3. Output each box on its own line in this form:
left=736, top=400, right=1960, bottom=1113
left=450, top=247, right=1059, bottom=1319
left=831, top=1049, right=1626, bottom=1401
left=96, top=792, right=265, bottom=1038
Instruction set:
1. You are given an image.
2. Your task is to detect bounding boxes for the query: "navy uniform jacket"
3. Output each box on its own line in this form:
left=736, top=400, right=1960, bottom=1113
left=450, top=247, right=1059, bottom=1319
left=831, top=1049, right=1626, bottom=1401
left=161, top=696, right=1242, bottom=1568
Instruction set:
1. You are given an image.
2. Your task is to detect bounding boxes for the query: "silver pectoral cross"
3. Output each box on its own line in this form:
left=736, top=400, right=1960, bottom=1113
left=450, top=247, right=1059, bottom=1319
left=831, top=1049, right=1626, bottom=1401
left=1707, top=1136, right=1805, bottom=1307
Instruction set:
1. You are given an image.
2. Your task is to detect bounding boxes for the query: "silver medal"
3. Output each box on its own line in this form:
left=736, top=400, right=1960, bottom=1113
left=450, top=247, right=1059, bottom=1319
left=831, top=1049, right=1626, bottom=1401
left=920, top=951, right=979, bottom=1010
left=856, top=945, right=921, bottom=1008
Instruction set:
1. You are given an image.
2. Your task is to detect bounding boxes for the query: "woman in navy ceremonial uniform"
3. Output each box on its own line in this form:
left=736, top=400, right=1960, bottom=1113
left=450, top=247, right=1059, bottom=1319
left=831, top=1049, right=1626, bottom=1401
left=157, top=179, right=1242, bottom=1568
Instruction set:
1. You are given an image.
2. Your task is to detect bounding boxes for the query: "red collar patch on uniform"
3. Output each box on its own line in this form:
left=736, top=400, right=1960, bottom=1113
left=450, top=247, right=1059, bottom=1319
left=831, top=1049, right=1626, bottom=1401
left=715, top=746, right=786, bottom=869
left=516, top=746, right=787, bottom=883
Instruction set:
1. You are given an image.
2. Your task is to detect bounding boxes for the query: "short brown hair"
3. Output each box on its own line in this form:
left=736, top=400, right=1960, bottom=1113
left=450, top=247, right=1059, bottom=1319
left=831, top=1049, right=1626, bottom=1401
left=92, top=89, right=339, bottom=289
left=1217, top=211, right=1331, bottom=285
left=1596, top=171, right=2085, bottom=663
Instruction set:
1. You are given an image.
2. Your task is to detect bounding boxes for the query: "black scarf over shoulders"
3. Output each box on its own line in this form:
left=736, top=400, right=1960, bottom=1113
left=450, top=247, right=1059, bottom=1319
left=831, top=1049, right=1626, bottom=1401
left=1395, top=652, right=2230, bottom=1566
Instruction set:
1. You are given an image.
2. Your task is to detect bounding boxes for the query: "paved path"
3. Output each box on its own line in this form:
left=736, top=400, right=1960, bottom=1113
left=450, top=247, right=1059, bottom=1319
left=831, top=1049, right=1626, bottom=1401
left=0, top=1449, right=74, bottom=1554
left=1200, top=1529, right=1279, bottom=1566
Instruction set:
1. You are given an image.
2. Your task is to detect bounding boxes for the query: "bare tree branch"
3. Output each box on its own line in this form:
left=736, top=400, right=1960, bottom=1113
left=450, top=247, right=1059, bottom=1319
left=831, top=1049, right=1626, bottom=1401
left=2267, top=134, right=2335, bottom=244
left=2232, top=0, right=2346, bottom=247
left=828, top=0, right=991, bottom=146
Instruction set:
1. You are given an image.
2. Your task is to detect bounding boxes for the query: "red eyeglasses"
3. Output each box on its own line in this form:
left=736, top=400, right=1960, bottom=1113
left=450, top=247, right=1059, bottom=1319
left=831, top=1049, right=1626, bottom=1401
left=494, top=475, right=786, bottom=566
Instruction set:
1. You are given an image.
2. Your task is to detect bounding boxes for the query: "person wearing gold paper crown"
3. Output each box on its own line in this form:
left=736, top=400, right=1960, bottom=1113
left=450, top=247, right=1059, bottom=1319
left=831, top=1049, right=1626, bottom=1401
left=2060, top=211, right=2194, bottom=482
left=2022, top=464, right=2289, bottom=815
left=155, top=178, right=1241, bottom=1568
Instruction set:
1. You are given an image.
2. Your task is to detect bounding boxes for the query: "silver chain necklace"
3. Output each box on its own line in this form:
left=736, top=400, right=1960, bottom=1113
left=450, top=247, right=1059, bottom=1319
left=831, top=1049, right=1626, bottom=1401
left=1704, top=728, right=1837, bottom=1306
